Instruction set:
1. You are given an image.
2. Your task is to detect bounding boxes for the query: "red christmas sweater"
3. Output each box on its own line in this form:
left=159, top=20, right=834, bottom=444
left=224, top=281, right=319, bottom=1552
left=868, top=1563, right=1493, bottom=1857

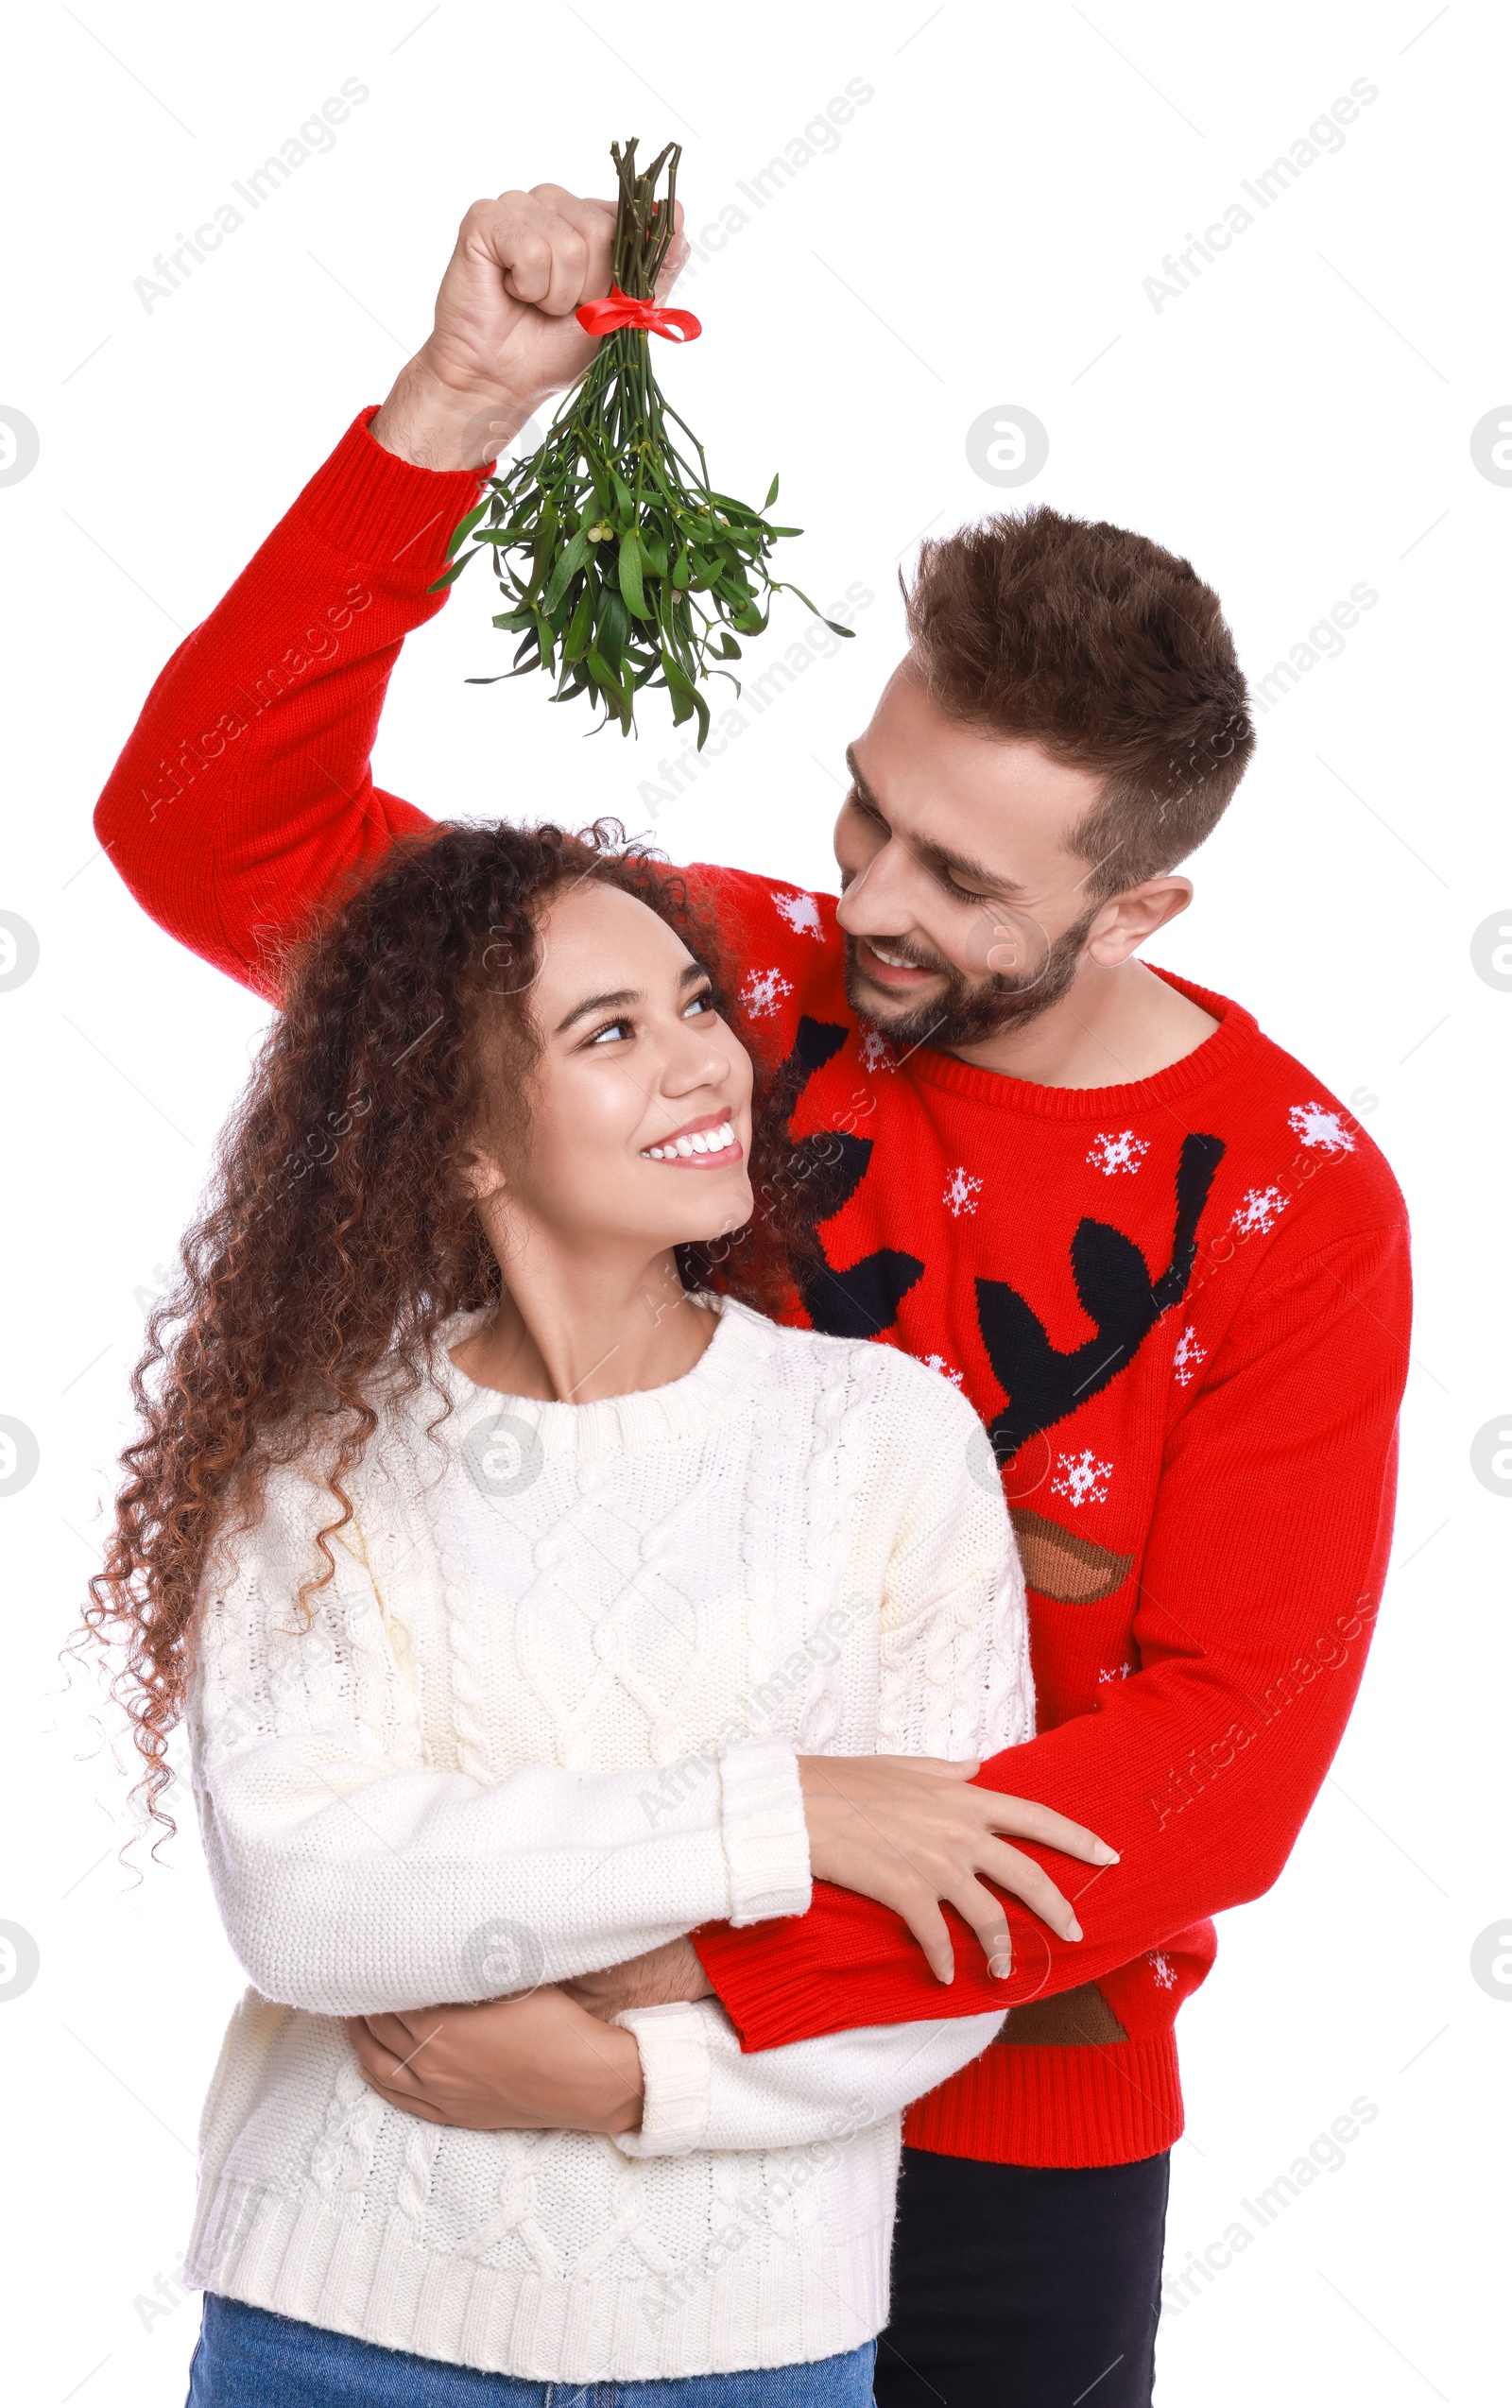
left=94, top=410, right=1412, bottom=2170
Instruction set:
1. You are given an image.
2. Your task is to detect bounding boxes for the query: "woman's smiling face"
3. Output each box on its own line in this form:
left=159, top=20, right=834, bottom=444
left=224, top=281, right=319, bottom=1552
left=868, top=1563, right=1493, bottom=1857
left=471, top=880, right=756, bottom=1261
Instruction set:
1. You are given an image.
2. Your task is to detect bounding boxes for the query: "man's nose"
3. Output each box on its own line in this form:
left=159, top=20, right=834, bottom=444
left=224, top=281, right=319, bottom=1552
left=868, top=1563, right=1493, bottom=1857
left=836, top=839, right=910, bottom=927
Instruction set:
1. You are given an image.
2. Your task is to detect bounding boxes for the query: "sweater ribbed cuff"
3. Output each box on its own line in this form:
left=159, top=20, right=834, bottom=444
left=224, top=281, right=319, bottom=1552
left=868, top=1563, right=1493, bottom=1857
left=717, top=1739, right=812, bottom=1925
left=610, top=2003, right=713, bottom=2159
left=294, top=406, right=486, bottom=578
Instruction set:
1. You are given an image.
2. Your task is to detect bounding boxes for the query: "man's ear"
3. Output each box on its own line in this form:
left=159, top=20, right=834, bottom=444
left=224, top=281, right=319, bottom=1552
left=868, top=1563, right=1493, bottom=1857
left=1085, top=876, right=1194, bottom=968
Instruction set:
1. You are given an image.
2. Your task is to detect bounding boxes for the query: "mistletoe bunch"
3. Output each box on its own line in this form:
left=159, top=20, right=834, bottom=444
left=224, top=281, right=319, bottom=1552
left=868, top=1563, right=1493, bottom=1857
left=432, top=137, right=850, bottom=748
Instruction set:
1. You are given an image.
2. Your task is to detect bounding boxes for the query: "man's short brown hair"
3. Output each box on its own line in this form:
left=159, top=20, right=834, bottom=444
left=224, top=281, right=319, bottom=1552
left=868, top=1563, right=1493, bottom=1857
left=903, top=507, right=1254, bottom=899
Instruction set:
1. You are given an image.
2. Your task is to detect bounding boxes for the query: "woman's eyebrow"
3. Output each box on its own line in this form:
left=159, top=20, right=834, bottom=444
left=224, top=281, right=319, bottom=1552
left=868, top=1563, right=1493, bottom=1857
left=554, top=986, right=639, bottom=1034
left=554, top=963, right=705, bottom=1036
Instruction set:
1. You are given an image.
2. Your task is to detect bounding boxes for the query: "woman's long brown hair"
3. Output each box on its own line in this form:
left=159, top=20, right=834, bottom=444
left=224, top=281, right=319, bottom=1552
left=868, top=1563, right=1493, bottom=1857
left=82, top=820, right=819, bottom=1843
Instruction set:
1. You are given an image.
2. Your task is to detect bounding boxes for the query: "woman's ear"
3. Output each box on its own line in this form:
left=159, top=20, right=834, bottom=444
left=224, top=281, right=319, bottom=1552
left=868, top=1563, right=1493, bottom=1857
left=455, top=1141, right=508, bottom=1206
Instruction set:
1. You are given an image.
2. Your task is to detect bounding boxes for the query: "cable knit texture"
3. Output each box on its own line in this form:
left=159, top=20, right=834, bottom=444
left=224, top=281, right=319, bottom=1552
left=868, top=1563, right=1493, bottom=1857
left=184, top=1296, right=1030, bottom=2379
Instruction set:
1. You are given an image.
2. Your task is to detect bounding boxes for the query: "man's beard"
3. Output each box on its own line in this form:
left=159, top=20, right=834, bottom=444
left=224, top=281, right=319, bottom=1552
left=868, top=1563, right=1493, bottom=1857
left=842, top=910, right=1098, bottom=1052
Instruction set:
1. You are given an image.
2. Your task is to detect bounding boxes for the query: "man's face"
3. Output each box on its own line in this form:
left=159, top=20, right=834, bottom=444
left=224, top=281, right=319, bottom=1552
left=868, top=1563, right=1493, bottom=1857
left=833, top=661, right=1109, bottom=1051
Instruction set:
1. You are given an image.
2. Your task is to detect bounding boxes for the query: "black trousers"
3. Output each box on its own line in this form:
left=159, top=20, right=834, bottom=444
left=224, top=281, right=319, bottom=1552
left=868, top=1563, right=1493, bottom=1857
left=873, top=2146, right=1171, bottom=2408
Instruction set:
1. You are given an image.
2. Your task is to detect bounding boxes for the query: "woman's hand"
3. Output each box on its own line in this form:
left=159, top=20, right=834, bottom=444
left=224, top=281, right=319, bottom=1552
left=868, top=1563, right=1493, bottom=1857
left=344, top=1987, right=644, bottom=2134
left=799, top=1756, right=1119, bottom=1984
left=369, top=181, right=689, bottom=472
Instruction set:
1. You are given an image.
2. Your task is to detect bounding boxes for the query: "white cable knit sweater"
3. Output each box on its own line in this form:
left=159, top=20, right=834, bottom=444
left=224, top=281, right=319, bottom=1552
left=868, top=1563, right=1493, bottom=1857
left=184, top=1295, right=1032, bottom=2381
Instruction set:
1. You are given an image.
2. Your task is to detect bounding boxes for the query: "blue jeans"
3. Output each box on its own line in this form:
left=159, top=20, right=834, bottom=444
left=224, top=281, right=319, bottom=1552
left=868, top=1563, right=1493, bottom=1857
left=185, top=2295, right=877, bottom=2407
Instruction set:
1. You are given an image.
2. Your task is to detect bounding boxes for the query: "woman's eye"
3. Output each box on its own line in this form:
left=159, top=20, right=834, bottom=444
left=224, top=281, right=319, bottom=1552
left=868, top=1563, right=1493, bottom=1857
left=683, top=990, right=716, bottom=1019
left=587, top=1018, right=631, bottom=1046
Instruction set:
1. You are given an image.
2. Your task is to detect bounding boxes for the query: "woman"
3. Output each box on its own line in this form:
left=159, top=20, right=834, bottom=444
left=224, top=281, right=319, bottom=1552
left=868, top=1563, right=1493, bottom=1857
left=87, top=818, right=1104, bottom=2406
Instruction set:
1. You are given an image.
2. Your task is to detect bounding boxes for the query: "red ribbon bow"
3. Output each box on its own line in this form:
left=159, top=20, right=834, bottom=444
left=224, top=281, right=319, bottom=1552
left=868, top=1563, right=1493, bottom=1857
left=575, top=281, right=702, bottom=343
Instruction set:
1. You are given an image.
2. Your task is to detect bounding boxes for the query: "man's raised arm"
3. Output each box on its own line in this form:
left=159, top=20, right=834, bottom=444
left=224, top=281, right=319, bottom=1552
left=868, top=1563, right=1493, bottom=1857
left=94, top=416, right=475, bottom=990
left=94, top=183, right=675, bottom=989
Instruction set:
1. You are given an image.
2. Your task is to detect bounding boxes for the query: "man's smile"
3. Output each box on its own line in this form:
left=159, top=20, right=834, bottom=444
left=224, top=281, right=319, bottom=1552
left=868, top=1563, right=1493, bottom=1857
left=854, top=936, right=944, bottom=989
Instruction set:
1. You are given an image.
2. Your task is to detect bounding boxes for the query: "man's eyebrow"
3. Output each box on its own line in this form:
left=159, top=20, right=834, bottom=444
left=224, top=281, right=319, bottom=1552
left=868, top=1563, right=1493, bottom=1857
left=554, top=962, right=704, bottom=1035
left=844, top=742, right=871, bottom=797
left=843, top=743, right=1029, bottom=900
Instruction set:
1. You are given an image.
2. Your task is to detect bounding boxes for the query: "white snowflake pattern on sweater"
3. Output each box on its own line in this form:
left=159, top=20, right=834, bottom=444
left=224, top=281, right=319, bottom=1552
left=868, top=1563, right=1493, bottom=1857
left=1051, top=1449, right=1113, bottom=1508
left=1148, top=1952, right=1177, bottom=1990
left=944, top=1166, right=983, bottom=1217
left=1172, top=1325, right=1206, bottom=1387
left=859, top=1025, right=896, bottom=1075
left=1086, top=1129, right=1150, bottom=1177
left=1233, top=1185, right=1290, bottom=1237
left=922, top=1353, right=965, bottom=1389
left=739, top=965, right=794, bottom=1021
left=1288, top=1100, right=1356, bottom=1153
left=770, top=889, right=823, bottom=939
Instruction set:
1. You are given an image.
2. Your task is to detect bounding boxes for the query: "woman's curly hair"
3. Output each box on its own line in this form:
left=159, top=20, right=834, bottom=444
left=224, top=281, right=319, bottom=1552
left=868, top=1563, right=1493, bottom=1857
left=82, top=820, right=819, bottom=1842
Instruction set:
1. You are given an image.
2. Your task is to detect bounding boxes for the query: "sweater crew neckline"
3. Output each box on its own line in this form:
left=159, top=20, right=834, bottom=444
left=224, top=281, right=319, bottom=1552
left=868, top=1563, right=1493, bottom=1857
left=903, top=970, right=1259, bottom=1121
left=428, top=1291, right=783, bottom=1460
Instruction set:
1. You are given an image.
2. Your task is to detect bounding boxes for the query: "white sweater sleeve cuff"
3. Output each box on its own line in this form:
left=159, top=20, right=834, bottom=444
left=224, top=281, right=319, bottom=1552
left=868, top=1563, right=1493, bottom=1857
left=610, top=2002, right=713, bottom=2158
left=716, top=1738, right=811, bottom=1925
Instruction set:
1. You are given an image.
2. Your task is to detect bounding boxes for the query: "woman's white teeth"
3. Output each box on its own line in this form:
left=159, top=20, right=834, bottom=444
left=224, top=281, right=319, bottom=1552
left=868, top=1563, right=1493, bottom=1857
left=644, top=1121, right=736, bottom=1161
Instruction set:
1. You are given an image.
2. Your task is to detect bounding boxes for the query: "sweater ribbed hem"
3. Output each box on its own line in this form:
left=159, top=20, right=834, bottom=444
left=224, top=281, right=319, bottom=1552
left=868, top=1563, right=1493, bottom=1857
left=295, top=407, right=485, bottom=577
left=719, top=1737, right=812, bottom=1924
left=612, top=2003, right=713, bottom=2158
left=186, top=2178, right=891, bottom=2380
left=901, top=2029, right=1184, bottom=2169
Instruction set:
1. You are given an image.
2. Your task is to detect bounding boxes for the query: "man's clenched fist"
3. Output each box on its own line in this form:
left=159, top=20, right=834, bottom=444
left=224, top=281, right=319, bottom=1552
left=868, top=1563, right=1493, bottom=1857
left=370, top=181, right=688, bottom=473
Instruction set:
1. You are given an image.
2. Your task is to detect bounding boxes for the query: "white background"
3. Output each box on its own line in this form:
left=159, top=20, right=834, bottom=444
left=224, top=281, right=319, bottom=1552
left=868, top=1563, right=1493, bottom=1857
left=1, top=3, right=1505, bottom=2401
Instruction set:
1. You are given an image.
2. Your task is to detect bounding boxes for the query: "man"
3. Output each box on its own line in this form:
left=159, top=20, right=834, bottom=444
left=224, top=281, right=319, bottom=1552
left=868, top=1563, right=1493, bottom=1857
left=94, top=183, right=1410, bottom=2408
